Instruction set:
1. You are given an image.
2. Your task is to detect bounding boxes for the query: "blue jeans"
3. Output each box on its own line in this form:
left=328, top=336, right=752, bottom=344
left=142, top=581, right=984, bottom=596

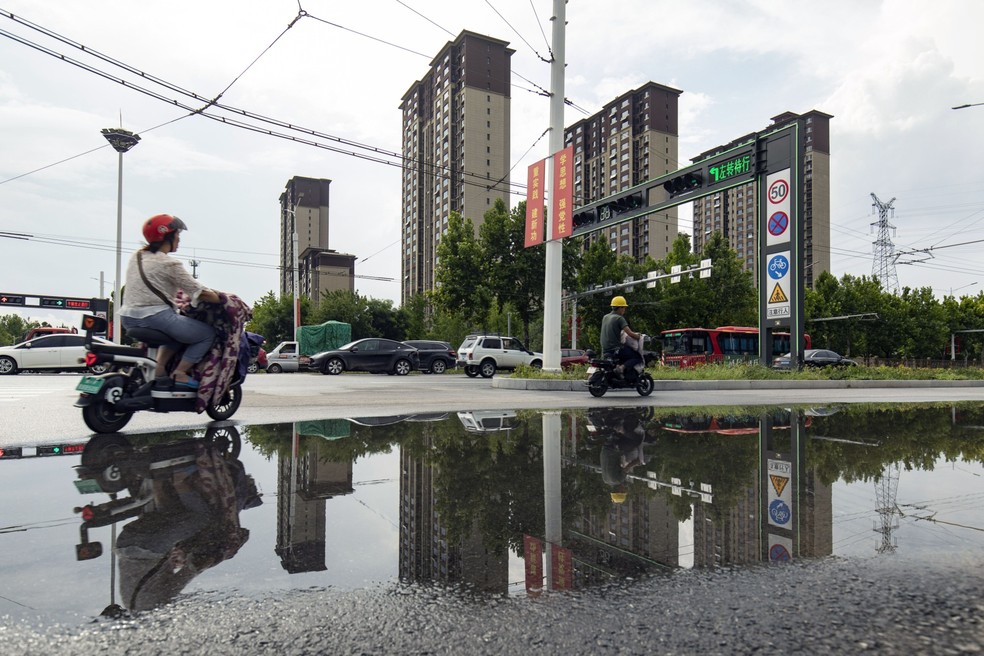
left=122, top=309, right=215, bottom=364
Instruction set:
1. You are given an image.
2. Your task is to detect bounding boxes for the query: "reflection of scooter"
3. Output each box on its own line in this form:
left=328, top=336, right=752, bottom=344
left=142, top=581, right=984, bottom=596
left=587, top=409, right=652, bottom=503
left=586, top=335, right=655, bottom=398
left=73, top=426, right=261, bottom=614
left=74, top=314, right=245, bottom=433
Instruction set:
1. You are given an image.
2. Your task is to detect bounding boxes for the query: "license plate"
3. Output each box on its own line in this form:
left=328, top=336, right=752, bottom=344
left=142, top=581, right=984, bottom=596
left=586, top=367, right=597, bottom=375
left=76, top=376, right=105, bottom=394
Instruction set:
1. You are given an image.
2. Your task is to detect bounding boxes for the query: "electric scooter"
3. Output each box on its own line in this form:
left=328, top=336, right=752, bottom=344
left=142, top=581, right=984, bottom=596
left=74, top=314, right=243, bottom=433
left=586, top=335, right=655, bottom=398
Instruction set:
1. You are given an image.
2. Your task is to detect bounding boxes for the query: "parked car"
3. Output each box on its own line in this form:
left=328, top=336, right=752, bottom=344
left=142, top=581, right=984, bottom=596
left=23, top=326, right=77, bottom=342
left=773, top=349, right=858, bottom=370
left=403, top=340, right=457, bottom=374
left=311, top=338, right=420, bottom=376
left=457, top=335, right=543, bottom=378
left=561, top=348, right=592, bottom=368
left=245, top=332, right=266, bottom=374
left=0, top=333, right=112, bottom=375
left=265, top=341, right=310, bottom=373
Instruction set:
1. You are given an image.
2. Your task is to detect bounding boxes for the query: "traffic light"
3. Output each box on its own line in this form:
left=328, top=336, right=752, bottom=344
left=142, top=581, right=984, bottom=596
left=663, top=172, right=703, bottom=197
left=0, top=294, right=26, bottom=306
left=572, top=207, right=598, bottom=230
left=0, top=447, right=23, bottom=459
left=608, top=191, right=645, bottom=215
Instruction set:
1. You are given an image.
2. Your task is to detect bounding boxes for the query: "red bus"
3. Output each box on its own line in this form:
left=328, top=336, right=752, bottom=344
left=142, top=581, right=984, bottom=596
left=660, top=326, right=811, bottom=368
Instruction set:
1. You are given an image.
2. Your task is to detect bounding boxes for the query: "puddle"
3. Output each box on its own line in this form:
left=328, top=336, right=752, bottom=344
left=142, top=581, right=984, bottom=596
left=3, top=403, right=983, bottom=625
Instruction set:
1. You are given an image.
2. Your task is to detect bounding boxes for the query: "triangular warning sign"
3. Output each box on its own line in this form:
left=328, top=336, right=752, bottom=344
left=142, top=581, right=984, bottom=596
left=769, top=283, right=788, bottom=304
left=770, top=474, right=789, bottom=497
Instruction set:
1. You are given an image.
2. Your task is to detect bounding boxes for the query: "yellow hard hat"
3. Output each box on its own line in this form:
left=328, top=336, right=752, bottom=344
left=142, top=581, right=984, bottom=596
left=611, top=296, right=628, bottom=308
left=610, top=492, right=628, bottom=504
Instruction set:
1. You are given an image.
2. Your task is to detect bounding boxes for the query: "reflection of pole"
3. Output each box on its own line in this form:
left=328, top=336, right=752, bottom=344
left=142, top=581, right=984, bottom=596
left=289, top=424, right=299, bottom=542
left=542, top=411, right=562, bottom=589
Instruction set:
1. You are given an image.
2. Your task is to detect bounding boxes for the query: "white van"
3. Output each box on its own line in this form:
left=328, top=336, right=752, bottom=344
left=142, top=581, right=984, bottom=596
left=265, top=341, right=311, bottom=373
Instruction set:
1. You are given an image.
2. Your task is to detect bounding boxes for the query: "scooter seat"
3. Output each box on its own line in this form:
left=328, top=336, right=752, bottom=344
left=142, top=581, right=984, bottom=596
left=125, top=327, right=174, bottom=347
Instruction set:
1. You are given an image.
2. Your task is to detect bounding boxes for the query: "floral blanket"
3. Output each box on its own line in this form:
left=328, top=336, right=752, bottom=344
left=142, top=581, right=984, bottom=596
left=174, top=291, right=252, bottom=412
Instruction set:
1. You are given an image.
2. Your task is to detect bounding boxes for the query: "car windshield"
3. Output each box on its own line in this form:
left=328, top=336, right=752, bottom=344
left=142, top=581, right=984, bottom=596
left=337, top=341, right=360, bottom=351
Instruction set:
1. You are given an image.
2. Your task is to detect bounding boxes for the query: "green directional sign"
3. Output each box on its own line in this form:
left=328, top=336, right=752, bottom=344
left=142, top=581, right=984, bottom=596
left=40, top=297, right=65, bottom=308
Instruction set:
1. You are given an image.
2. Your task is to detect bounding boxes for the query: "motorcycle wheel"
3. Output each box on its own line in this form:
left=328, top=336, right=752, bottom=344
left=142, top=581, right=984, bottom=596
left=206, top=384, right=243, bottom=421
left=588, top=372, right=608, bottom=397
left=82, top=400, right=134, bottom=434
left=636, top=373, right=655, bottom=397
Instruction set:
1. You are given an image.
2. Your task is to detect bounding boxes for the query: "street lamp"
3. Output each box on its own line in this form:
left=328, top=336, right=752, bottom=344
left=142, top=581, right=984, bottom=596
left=101, top=127, right=140, bottom=344
left=952, top=102, right=984, bottom=110
left=950, top=281, right=978, bottom=296
left=285, top=192, right=304, bottom=341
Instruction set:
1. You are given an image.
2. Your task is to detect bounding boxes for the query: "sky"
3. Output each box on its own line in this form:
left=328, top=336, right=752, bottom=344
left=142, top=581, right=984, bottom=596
left=2, top=0, right=983, bottom=331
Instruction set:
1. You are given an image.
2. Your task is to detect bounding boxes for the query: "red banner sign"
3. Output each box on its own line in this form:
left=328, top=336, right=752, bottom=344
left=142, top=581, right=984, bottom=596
left=523, top=534, right=543, bottom=596
left=550, top=543, right=573, bottom=590
left=525, top=159, right=546, bottom=247
left=551, top=145, right=574, bottom=240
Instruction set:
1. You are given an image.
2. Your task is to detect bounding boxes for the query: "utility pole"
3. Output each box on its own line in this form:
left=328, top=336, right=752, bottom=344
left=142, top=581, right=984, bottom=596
left=870, top=193, right=899, bottom=294
left=189, top=258, right=200, bottom=279
left=541, top=0, right=566, bottom=372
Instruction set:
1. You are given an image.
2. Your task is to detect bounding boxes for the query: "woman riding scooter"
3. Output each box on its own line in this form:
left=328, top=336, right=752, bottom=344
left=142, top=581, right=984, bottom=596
left=119, top=214, right=223, bottom=389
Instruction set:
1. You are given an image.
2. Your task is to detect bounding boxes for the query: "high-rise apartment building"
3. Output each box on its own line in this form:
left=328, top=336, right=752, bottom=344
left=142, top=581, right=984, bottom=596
left=690, top=110, right=831, bottom=288
left=399, top=30, right=513, bottom=303
left=565, top=82, right=682, bottom=262
left=279, top=176, right=356, bottom=306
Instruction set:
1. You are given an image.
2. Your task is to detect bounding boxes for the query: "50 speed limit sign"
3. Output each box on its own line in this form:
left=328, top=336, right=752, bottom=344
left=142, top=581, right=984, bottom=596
left=768, top=178, right=789, bottom=204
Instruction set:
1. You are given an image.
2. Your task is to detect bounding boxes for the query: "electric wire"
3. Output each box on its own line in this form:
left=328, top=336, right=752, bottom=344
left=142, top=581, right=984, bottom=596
left=395, top=0, right=456, bottom=37
left=484, top=0, right=550, bottom=62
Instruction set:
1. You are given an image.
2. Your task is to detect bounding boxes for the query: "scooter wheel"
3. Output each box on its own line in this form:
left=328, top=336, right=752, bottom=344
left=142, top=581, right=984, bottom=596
left=206, top=383, right=243, bottom=421
left=82, top=401, right=134, bottom=434
left=636, top=373, right=655, bottom=397
left=588, top=372, right=608, bottom=397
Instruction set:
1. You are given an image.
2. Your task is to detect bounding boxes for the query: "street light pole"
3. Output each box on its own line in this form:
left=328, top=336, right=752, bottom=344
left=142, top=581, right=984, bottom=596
left=101, top=128, right=140, bottom=344
left=952, top=102, right=984, bottom=110
left=287, top=192, right=304, bottom=342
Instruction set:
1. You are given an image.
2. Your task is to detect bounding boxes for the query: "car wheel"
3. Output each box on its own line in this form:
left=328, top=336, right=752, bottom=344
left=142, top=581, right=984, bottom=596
left=464, top=366, right=479, bottom=378
left=246, top=362, right=258, bottom=374
left=0, top=356, right=18, bottom=375
left=430, top=359, right=447, bottom=375
left=394, top=359, right=412, bottom=376
left=324, top=358, right=344, bottom=375
left=529, top=360, right=542, bottom=369
left=267, top=363, right=283, bottom=374
left=479, top=359, right=497, bottom=378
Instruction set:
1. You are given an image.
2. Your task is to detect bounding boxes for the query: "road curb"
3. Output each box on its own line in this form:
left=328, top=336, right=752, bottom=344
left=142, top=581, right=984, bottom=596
left=492, top=378, right=984, bottom=391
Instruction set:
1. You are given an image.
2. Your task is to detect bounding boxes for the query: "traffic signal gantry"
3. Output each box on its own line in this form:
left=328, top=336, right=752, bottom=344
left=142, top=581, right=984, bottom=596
left=570, top=145, right=756, bottom=238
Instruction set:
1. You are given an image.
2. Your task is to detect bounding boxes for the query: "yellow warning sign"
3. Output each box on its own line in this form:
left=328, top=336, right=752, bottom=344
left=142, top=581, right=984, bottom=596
left=769, top=283, right=788, bottom=304
left=770, top=474, right=789, bottom=497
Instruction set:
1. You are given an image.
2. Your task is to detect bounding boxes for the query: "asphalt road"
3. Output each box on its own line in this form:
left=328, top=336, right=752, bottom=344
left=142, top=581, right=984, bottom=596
left=3, top=370, right=984, bottom=445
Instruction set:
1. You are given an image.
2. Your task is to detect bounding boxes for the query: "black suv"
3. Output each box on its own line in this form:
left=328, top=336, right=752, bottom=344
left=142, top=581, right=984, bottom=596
left=402, top=340, right=457, bottom=374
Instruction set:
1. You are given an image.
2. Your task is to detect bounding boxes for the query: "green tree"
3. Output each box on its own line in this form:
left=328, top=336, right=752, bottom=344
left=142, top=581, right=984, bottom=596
left=0, top=314, right=34, bottom=346
left=433, top=212, right=491, bottom=328
left=246, top=292, right=311, bottom=346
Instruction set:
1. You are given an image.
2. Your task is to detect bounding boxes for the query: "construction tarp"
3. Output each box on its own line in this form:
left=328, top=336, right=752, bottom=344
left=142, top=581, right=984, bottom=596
left=298, top=320, right=352, bottom=355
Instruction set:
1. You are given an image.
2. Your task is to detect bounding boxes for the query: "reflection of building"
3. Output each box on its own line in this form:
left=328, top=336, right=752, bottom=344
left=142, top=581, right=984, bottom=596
left=565, top=81, right=682, bottom=263
left=279, top=176, right=356, bottom=306
left=690, top=110, right=831, bottom=289
left=399, top=436, right=508, bottom=592
left=275, top=436, right=354, bottom=574
left=399, top=30, right=514, bottom=303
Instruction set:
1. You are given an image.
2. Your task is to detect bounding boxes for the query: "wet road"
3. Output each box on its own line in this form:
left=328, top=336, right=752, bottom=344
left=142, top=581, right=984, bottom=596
left=2, top=394, right=983, bottom=654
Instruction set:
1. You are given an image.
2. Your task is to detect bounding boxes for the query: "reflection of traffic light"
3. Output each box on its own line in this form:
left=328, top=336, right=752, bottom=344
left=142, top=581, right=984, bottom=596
left=37, top=444, right=86, bottom=456
left=0, top=447, right=23, bottom=459
left=663, top=172, right=703, bottom=196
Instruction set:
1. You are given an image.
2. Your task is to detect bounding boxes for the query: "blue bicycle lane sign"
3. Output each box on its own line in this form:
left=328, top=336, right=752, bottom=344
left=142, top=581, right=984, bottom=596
left=767, top=254, right=789, bottom=280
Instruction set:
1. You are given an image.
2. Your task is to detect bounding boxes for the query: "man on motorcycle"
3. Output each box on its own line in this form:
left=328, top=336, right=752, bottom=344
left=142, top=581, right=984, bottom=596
left=600, top=296, right=643, bottom=381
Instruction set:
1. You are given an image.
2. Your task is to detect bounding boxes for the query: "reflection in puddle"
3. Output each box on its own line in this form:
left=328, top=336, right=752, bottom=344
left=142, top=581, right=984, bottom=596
left=3, top=403, right=984, bottom=623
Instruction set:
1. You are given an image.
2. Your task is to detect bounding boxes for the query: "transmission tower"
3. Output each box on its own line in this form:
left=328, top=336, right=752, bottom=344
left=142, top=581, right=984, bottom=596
left=873, top=462, right=901, bottom=554
left=870, top=193, right=899, bottom=293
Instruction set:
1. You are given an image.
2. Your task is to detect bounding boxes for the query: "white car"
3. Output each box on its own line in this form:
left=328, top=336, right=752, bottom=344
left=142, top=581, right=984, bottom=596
left=456, top=335, right=543, bottom=378
left=0, top=334, right=112, bottom=375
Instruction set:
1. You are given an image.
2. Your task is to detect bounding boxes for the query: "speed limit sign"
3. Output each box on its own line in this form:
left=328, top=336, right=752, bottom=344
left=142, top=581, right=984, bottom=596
left=768, top=178, right=789, bottom=204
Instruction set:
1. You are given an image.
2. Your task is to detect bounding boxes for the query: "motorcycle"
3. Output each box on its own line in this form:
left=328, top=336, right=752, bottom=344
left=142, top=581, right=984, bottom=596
left=74, top=314, right=244, bottom=434
left=586, top=334, right=655, bottom=398
left=72, top=427, right=261, bottom=614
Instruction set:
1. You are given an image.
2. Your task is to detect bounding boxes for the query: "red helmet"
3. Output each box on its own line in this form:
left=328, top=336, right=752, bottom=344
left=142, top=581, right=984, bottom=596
left=142, top=214, right=187, bottom=244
